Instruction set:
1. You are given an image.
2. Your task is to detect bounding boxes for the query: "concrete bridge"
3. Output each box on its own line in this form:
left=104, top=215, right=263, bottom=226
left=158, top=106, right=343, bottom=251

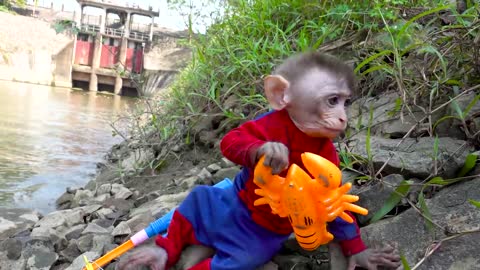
left=72, top=0, right=159, bottom=95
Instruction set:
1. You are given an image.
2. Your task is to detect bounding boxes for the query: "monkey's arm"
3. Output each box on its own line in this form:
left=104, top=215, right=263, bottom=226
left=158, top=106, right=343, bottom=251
left=220, top=118, right=269, bottom=168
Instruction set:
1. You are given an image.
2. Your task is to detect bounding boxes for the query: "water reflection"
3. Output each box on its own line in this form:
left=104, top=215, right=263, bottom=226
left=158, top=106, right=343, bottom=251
left=0, top=81, right=136, bottom=214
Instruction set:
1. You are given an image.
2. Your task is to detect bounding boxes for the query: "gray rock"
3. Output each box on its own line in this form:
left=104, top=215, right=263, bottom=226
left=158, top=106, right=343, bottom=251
left=197, top=168, right=213, bottom=181
left=214, top=167, right=241, bottom=182
left=0, top=251, right=26, bottom=269
left=347, top=135, right=474, bottom=179
left=130, top=190, right=189, bottom=220
left=220, top=157, right=235, bottom=168
left=91, top=208, right=114, bottom=220
left=59, top=242, right=81, bottom=263
left=91, top=234, right=113, bottom=254
left=65, top=251, right=101, bottom=270
left=0, top=208, right=40, bottom=240
left=30, top=226, right=58, bottom=240
left=111, top=184, right=133, bottom=200
left=94, top=193, right=111, bottom=203
left=65, top=224, right=86, bottom=241
left=206, top=163, right=222, bottom=173
left=347, top=91, right=425, bottom=138
left=112, top=221, right=131, bottom=237
left=56, top=192, right=74, bottom=208
left=1, top=238, right=23, bottom=260
left=361, top=177, right=480, bottom=268
left=77, top=234, right=93, bottom=253
left=25, top=244, right=58, bottom=270
left=96, top=184, right=112, bottom=195
left=354, top=174, right=405, bottom=225
left=79, top=204, right=102, bottom=216
left=72, top=189, right=94, bottom=207
left=125, top=213, right=156, bottom=236
left=81, top=223, right=111, bottom=235
left=177, top=176, right=199, bottom=189
left=185, top=167, right=201, bottom=177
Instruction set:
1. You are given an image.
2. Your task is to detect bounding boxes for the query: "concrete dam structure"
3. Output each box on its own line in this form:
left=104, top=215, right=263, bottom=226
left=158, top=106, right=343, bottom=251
left=72, top=0, right=158, bottom=95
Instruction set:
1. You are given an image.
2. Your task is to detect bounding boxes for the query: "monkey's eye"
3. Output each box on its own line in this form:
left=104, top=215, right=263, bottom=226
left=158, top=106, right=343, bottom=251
left=327, top=96, right=339, bottom=106
left=345, top=98, right=352, bottom=107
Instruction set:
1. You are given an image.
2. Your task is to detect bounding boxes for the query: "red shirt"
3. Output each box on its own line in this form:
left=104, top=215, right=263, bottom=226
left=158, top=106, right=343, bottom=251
left=220, top=109, right=366, bottom=255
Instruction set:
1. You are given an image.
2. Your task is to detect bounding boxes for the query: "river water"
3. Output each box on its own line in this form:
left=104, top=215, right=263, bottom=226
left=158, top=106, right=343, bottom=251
left=0, top=81, right=136, bottom=215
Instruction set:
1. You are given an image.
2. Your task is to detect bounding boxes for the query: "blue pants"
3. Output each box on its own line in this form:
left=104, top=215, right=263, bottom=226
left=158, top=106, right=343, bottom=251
left=177, top=185, right=290, bottom=270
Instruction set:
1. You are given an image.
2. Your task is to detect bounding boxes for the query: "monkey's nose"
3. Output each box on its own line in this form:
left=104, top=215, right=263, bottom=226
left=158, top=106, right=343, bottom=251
left=339, top=117, right=346, bottom=123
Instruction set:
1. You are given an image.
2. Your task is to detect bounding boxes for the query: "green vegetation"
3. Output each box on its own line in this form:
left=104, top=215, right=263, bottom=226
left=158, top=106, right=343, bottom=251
left=139, top=0, right=478, bottom=145
left=120, top=0, right=479, bottom=237
left=0, top=0, right=25, bottom=11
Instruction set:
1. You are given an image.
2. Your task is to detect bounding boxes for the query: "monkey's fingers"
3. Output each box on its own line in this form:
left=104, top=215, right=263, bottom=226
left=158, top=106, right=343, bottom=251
left=343, top=202, right=369, bottom=216
left=339, top=212, right=354, bottom=223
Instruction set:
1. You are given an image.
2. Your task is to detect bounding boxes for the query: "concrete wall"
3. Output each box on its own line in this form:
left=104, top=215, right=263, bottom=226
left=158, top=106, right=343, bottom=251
left=53, top=41, right=75, bottom=88
left=0, top=43, right=74, bottom=88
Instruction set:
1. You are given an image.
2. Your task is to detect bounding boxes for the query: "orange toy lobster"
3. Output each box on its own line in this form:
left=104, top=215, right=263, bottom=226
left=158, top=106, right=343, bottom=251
left=253, top=152, right=368, bottom=251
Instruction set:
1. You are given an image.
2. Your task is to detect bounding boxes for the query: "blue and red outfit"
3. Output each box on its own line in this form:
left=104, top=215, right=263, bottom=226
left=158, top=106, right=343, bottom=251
left=155, top=109, right=366, bottom=270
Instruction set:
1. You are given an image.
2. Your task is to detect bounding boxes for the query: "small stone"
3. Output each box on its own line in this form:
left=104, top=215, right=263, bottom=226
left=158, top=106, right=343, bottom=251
left=94, top=193, right=111, bottom=203
left=82, top=223, right=110, bottom=235
left=55, top=193, right=74, bottom=207
left=96, top=184, right=112, bottom=195
left=206, top=163, right=222, bottom=173
left=59, top=242, right=81, bottom=263
left=1, top=238, right=22, bottom=260
left=112, top=221, right=131, bottom=237
left=77, top=234, right=94, bottom=253
left=65, top=224, right=86, bottom=241
left=220, top=157, right=235, bottom=168
left=111, top=184, right=133, bottom=200
left=197, top=168, right=212, bottom=181
left=214, top=167, right=240, bottom=182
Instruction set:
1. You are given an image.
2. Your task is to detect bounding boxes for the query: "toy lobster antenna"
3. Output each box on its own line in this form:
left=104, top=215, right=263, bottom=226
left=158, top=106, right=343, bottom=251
left=81, top=178, right=233, bottom=270
left=253, top=152, right=368, bottom=251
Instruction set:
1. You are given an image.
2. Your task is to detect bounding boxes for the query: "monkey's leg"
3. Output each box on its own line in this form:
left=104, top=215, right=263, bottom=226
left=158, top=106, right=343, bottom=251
left=156, top=185, right=221, bottom=269
left=175, top=245, right=215, bottom=270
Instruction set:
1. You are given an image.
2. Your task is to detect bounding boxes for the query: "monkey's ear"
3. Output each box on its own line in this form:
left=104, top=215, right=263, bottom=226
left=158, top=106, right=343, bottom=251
left=264, top=75, right=291, bottom=110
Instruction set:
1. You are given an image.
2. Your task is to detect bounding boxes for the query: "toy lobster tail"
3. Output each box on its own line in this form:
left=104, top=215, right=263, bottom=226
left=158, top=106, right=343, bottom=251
left=253, top=152, right=368, bottom=251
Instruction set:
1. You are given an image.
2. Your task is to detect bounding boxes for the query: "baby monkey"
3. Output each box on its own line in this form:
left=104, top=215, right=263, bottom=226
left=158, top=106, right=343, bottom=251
left=116, top=52, right=401, bottom=270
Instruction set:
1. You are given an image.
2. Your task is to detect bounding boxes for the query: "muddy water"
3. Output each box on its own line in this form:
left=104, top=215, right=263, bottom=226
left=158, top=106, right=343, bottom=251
left=0, top=81, right=136, bottom=215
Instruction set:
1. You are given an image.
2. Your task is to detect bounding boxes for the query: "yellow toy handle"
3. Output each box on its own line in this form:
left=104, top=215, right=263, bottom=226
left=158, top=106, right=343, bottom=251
left=253, top=152, right=368, bottom=250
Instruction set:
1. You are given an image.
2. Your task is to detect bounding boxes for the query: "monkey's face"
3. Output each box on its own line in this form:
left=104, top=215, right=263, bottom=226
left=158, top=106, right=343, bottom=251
left=287, top=69, right=351, bottom=139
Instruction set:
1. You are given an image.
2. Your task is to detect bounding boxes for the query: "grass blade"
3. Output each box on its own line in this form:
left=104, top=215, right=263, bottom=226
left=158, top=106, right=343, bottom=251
left=369, top=180, right=412, bottom=223
left=457, top=152, right=478, bottom=177
left=468, top=199, right=480, bottom=208
left=400, top=250, right=411, bottom=270
left=418, top=192, right=434, bottom=232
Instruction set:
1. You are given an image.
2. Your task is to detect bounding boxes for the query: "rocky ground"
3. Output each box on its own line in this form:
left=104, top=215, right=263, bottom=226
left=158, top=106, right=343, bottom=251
left=1, top=89, right=479, bottom=270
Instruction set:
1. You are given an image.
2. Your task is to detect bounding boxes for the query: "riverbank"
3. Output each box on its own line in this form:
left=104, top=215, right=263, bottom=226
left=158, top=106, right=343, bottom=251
left=1, top=89, right=479, bottom=270
left=0, top=81, right=137, bottom=214
left=1, top=1, right=480, bottom=270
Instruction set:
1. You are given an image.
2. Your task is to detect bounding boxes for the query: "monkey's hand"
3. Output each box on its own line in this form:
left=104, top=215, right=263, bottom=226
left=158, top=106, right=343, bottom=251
left=347, top=244, right=401, bottom=270
left=115, top=246, right=168, bottom=270
left=256, top=142, right=289, bottom=175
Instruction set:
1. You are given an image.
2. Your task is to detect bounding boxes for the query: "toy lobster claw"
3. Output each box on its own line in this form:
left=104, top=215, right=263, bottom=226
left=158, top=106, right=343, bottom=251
left=253, top=152, right=368, bottom=251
